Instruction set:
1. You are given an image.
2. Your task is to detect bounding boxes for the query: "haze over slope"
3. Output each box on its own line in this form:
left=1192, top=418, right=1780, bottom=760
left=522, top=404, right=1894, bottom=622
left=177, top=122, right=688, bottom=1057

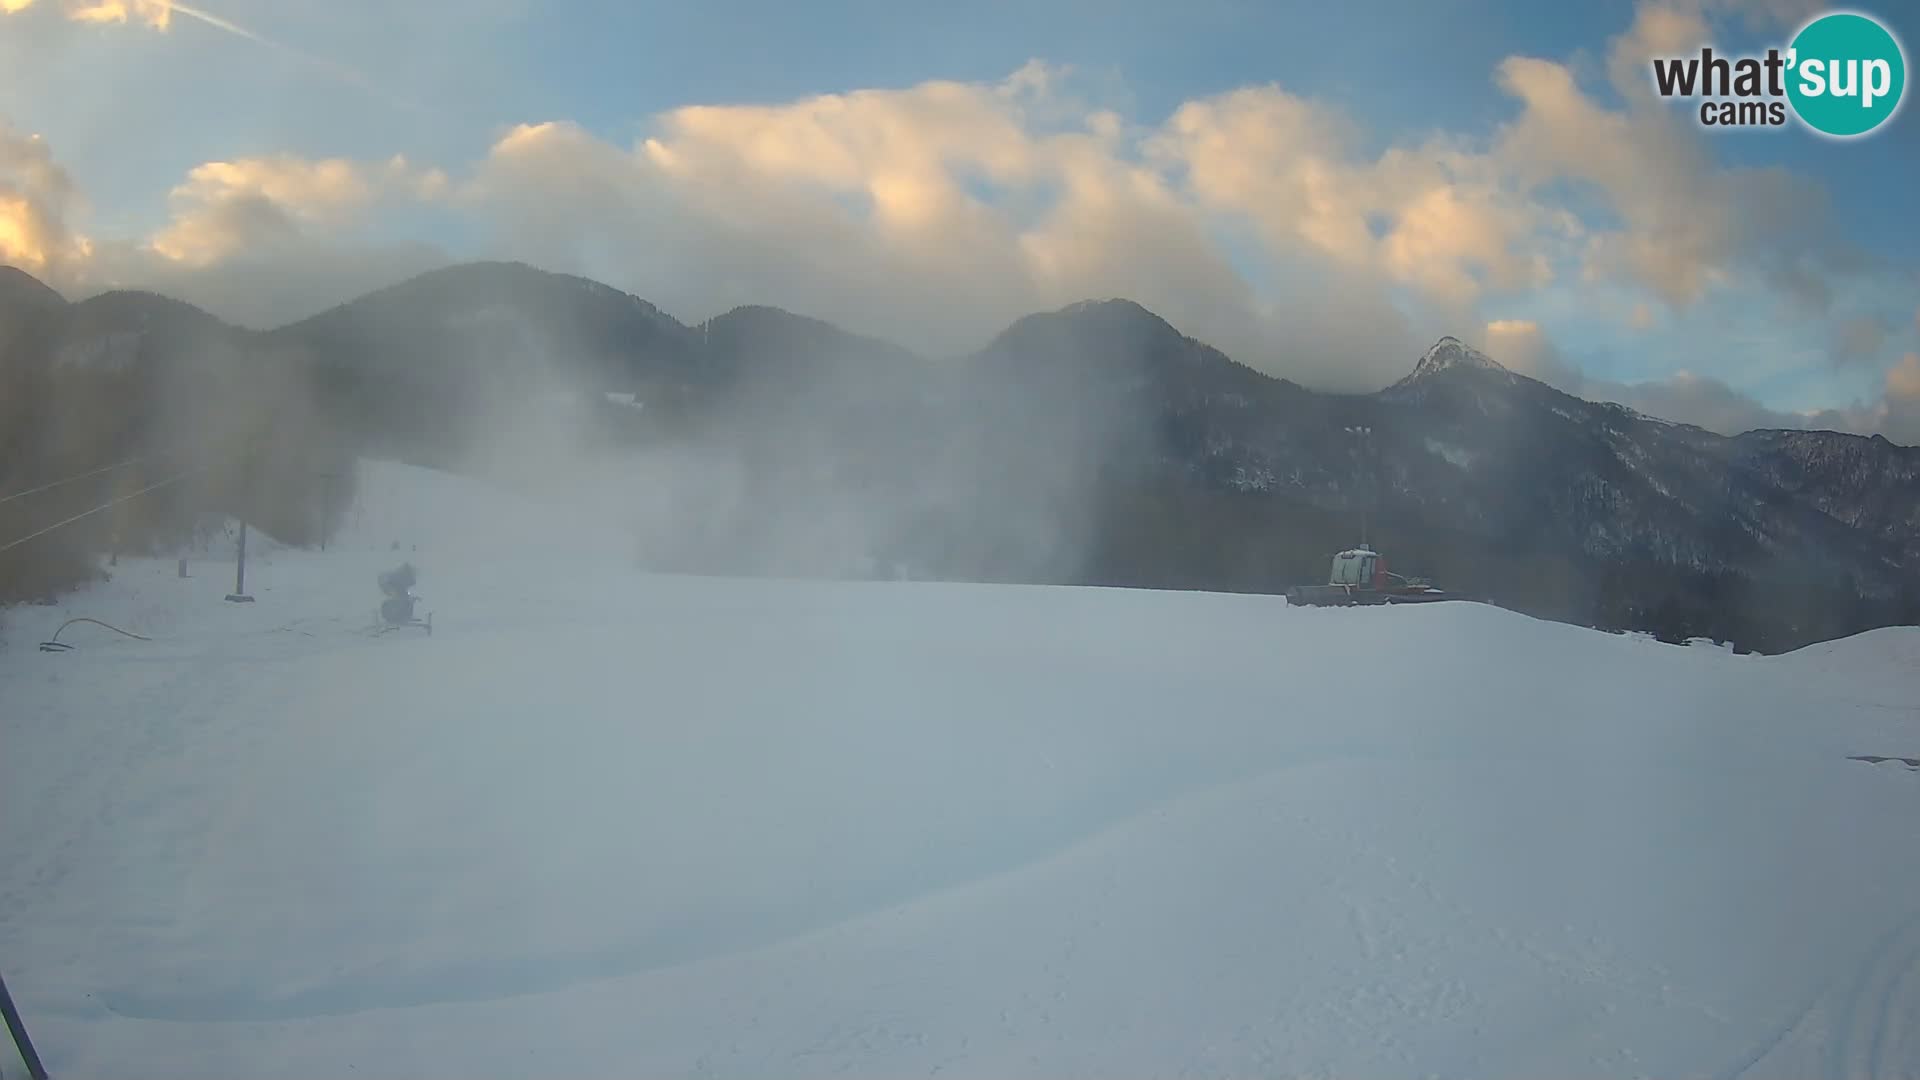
left=2, top=459, right=1918, bottom=1078
left=4, top=261, right=1919, bottom=652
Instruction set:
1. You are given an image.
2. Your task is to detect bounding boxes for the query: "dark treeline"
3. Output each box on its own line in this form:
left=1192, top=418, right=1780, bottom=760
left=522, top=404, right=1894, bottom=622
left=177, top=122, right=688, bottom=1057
left=1071, top=482, right=1913, bottom=653
left=0, top=286, right=356, bottom=608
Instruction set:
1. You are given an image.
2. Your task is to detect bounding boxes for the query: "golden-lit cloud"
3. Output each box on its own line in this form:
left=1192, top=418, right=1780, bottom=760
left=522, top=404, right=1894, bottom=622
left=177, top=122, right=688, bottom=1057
left=1889, top=354, right=1920, bottom=402
left=0, top=197, right=42, bottom=267
left=65, top=0, right=172, bottom=28
left=0, top=126, right=88, bottom=277
left=1481, top=319, right=1552, bottom=376
left=150, top=154, right=447, bottom=266
left=1864, top=354, right=1920, bottom=443
left=2, top=0, right=1913, bottom=436
left=1151, top=87, right=1564, bottom=310
left=463, top=66, right=1430, bottom=388
left=0, top=0, right=172, bottom=27
left=1, top=0, right=414, bottom=111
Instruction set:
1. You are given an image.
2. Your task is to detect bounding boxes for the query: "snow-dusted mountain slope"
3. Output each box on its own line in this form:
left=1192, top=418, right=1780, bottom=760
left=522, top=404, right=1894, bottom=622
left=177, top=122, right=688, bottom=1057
left=2, top=460, right=1917, bottom=1079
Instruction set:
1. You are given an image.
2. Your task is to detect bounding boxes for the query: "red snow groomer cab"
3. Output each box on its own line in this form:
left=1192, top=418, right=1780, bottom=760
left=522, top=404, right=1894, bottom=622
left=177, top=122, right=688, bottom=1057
left=1285, top=545, right=1454, bottom=607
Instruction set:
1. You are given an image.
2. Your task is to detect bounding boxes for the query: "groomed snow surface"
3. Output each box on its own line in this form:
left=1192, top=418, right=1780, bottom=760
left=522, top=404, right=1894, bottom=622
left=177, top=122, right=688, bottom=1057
left=3, top=459, right=1919, bottom=1080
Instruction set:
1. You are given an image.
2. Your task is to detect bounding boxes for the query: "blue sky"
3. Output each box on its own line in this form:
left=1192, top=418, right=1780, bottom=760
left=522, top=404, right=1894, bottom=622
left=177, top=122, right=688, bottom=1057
left=1, top=0, right=1917, bottom=436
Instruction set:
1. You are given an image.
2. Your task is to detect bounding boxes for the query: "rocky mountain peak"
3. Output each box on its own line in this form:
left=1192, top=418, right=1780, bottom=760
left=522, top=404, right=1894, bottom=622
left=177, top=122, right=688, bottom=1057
left=1408, top=336, right=1507, bottom=380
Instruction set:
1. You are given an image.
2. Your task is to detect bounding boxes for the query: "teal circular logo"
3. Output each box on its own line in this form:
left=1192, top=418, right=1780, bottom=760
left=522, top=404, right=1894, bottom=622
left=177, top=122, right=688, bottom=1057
left=1787, top=12, right=1906, bottom=137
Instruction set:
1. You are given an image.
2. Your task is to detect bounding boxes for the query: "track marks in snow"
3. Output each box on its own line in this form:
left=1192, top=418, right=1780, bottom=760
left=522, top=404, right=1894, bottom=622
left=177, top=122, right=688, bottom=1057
left=93, top=752, right=1355, bottom=1022
left=12, top=527, right=1920, bottom=1076
left=1834, top=909, right=1920, bottom=1080
left=1718, top=907, right=1920, bottom=1080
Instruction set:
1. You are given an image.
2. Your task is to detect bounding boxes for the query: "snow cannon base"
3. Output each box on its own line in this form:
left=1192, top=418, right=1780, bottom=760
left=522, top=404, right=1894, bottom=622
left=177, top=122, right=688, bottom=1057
left=373, top=562, right=432, bottom=635
left=374, top=607, right=433, bottom=636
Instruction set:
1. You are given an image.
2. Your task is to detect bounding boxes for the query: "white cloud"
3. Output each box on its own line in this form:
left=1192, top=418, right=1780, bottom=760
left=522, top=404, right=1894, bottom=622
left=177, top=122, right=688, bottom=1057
left=1494, top=1, right=1866, bottom=313
left=149, top=154, right=446, bottom=267
left=2, top=1, right=1913, bottom=428
left=1604, top=371, right=1807, bottom=435
left=0, top=127, right=452, bottom=325
left=459, top=73, right=1436, bottom=387
left=1478, top=315, right=1920, bottom=444
left=100, top=152, right=451, bottom=326
left=1151, top=89, right=1562, bottom=310
left=1605, top=2, right=1712, bottom=101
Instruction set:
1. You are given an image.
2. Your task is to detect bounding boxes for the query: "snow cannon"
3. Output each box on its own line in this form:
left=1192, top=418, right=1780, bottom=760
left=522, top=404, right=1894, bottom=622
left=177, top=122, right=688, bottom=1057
left=375, top=562, right=433, bottom=635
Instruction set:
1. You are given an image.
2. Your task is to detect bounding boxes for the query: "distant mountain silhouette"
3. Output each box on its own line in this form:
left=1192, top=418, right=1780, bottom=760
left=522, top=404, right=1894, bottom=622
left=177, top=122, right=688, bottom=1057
left=3, top=260, right=1914, bottom=650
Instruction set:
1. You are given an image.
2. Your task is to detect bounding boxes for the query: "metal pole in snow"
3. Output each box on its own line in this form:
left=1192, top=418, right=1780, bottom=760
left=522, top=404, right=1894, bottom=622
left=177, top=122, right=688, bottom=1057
left=0, top=968, right=50, bottom=1080
left=225, top=520, right=254, bottom=603
left=1363, top=427, right=1373, bottom=547
left=1345, top=425, right=1372, bottom=547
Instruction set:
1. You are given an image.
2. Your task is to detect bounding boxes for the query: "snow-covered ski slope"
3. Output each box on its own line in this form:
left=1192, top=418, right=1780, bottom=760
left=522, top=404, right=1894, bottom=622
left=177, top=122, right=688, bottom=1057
left=3, top=458, right=1918, bottom=1080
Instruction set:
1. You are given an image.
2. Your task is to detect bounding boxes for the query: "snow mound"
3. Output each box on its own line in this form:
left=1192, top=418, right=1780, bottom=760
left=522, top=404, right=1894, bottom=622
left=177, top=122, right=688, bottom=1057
left=1769, top=624, right=1920, bottom=682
